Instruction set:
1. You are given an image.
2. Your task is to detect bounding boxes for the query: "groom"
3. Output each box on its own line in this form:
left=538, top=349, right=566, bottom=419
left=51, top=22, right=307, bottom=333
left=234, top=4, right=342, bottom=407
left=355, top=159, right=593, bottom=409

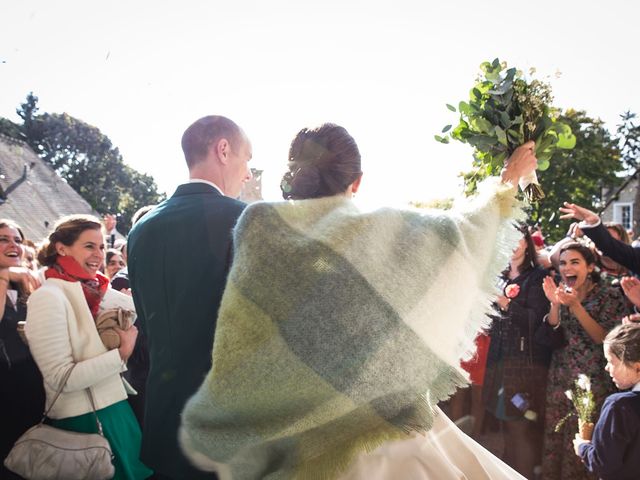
left=128, top=116, right=252, bottom=479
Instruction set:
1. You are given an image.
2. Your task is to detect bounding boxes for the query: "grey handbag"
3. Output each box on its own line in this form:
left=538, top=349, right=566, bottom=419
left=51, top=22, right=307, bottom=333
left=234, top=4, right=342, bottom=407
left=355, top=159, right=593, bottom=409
left=3, top=365, right=115, bottom=480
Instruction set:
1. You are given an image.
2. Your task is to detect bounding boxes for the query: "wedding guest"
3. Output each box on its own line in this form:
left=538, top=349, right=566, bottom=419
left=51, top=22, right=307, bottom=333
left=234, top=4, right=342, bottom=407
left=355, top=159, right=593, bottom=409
left=599, top=222, right=631, bottom=285
left=449, top=332, right=489, bottom=438
left=22, top=239, right=39, bottom=271
left=573, top=323, right=640, bottom=480
left=179, top=124, right=537, bottom=480
left=25, top=215, right=152, bottom=480
left=483, top=226, right=551, bottom=479
left=0, top=219, right=45, bottom=479
left=104, top=213, right=126, bottom=249
left=620, top=277, right=640, bottom=321
left=560, top=202, right=640, bottom=274
left=541, top=242, right=628, bottom=480
left=106, top=248, right=127, bottom=279
left=128, top=116, right=252, bottom=479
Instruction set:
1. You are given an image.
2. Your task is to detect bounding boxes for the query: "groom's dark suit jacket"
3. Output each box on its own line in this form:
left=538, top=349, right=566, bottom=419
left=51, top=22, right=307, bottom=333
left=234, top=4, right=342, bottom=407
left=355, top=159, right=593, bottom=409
left=128, top=182, right=246, bottom=479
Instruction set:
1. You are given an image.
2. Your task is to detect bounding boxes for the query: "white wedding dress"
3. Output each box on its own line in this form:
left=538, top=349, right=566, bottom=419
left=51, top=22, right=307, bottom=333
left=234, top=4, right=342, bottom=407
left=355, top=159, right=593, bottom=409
left=339, top=407, right=525, bottom=480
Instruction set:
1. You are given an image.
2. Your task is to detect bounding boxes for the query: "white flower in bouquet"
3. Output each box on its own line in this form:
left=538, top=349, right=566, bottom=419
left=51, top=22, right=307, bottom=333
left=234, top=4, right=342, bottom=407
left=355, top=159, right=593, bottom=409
left=577, top=374, right=591, bottom=392
left=555, top=375, right=596, bottom=433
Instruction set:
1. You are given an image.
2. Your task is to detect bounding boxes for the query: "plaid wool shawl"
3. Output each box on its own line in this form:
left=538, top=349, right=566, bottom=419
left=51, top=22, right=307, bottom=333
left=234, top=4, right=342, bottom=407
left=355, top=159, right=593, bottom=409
left=180, top=178, right=525, bottom=480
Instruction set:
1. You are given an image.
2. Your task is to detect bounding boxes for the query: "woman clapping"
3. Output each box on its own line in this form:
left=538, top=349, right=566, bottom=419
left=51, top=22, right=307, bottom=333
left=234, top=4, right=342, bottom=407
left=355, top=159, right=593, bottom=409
left=541, top=242, right=628, bottom=480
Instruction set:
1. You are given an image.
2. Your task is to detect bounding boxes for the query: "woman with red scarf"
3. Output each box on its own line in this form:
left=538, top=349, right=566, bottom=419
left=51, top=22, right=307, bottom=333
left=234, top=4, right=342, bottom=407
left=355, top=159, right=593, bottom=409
left=25, top=215, right=152, bottom=479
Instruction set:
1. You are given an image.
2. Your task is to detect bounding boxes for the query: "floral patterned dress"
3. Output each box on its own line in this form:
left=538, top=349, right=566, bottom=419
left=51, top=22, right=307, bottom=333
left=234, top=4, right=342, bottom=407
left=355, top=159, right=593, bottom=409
left=542, top=281, right=629, bottom=480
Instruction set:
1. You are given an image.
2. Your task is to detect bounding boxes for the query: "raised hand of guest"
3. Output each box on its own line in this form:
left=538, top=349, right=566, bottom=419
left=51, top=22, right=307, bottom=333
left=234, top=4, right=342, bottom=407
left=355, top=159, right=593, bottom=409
left=559, top=202, right=600, bottom=226
left=556, top=285, right=581, bottom=309
left=8, top=266, right=41, bottom=294
left=621, top=276, right=640, bottom=308
left=542, top=276, right=560, bottom=305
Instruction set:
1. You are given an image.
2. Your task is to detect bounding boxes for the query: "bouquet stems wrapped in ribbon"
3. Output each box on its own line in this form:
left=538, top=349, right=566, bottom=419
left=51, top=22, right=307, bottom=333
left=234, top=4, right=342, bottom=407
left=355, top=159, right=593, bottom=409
left=436, top=58, right=576, bottom=202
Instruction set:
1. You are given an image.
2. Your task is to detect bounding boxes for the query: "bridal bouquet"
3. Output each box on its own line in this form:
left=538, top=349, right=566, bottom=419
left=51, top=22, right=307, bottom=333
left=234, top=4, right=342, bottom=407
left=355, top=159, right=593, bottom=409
left=436, top=58, right=576, bottom=202
left=555, top=374, right=596, bottom=440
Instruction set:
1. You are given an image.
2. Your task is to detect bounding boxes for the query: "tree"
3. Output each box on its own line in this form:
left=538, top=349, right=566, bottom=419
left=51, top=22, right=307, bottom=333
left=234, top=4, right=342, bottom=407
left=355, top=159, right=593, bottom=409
left=462, top=109, right=624, bottom=242
left=5, top=93, right=165, bottom=232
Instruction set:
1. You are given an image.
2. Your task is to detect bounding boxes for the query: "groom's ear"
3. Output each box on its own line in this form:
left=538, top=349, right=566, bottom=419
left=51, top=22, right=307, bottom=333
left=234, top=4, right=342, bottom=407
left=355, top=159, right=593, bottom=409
left=215, top=138, right=231, bottom=165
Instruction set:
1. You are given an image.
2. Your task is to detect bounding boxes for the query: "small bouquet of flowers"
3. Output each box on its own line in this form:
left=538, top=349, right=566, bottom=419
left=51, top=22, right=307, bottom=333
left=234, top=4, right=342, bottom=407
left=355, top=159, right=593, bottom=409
left=436, top=58, right=576, bottom=202
left=555, top=374, right=596, bottom=440
left=505, top=284, right=520, bottom=300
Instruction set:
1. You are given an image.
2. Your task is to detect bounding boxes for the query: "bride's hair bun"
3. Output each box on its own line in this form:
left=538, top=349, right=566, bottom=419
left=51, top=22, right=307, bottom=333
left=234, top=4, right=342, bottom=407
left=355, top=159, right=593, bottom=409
left=280, top=124, right=361, bottom=200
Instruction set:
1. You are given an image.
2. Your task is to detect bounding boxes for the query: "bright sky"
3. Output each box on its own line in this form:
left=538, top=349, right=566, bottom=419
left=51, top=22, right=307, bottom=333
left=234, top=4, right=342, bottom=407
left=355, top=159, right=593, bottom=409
left=1, top=0, right=638, bottom=207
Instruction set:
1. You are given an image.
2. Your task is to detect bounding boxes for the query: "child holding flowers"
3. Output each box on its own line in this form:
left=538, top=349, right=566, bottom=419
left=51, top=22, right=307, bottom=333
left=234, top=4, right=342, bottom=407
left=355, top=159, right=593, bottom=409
left=573, top=323, right=640, bottom=479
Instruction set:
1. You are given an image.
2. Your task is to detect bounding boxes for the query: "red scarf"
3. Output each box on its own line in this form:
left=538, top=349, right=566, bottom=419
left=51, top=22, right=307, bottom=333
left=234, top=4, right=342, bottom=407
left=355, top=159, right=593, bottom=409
left=45, top=256, right=110, bottom=319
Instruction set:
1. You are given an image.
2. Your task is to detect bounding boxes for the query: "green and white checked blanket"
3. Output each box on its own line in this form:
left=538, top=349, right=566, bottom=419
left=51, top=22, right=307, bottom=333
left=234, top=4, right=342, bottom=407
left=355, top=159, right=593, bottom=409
left=180, top=177, right=524, bottom=480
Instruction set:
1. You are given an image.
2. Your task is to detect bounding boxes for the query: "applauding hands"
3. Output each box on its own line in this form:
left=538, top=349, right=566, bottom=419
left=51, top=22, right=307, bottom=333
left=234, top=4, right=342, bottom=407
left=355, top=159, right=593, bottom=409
left=542, top=276, right=581, bottom=309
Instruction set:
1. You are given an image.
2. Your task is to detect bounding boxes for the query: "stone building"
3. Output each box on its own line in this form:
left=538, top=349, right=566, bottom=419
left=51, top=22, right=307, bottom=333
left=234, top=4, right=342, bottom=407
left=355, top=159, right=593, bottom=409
left=239, top=168, right=263, bottom=204
left=0, top=135, right=97, bottom=242
left=600, top=177, right=638, bottom=237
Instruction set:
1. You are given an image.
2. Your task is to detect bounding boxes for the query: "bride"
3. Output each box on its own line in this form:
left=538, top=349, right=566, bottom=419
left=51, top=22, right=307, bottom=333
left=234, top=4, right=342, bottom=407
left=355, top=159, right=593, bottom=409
left=180, top=123, right=536, bottom=480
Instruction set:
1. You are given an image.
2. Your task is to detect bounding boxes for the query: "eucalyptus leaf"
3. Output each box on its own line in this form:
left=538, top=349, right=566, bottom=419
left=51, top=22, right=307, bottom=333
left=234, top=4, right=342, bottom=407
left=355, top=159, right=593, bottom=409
left=442, top=125, right=452, bottom=133
left=471, top=117, right=494, bottom=134
left=499, top=112, right=512, bottom=129
left=446, top=104, right=456, bottom=112
left=459, top=101, right=471, bottom=115
left=434, top=135, right=450, bottom=144
left=495, top=126, right=508, bottom=146
left=556, top=131, right=576, bottom=149
left=537, top=150, right=553, bottom=163
left=538, top=158, right=550, bottom=171
left=467, top=134, right=498, bottom=149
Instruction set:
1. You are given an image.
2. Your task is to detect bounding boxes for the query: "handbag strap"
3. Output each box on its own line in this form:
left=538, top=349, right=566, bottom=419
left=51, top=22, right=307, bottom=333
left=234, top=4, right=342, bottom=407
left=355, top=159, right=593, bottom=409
left=41, top=364, right=76, bottom=421
left=41, top=364, right=107, bottom=437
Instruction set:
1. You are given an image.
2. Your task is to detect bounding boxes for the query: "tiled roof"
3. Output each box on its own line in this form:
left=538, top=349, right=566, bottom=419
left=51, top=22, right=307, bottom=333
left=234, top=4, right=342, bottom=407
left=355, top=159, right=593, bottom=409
left=0, top=134, right=98, bottom=242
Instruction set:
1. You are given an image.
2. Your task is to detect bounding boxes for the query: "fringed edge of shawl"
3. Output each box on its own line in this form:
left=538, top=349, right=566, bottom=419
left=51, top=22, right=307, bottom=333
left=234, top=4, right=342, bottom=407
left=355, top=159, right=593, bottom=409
left=457, top=177, right=527, bottom=363
left=294, top=367, right=470, bottom=480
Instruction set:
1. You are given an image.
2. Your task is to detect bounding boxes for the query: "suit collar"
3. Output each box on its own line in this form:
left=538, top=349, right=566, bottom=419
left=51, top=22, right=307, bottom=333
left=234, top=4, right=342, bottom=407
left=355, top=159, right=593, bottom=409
left=172, top=182, right=224, bottom=198
left=188, top=178, right=224, bottom=195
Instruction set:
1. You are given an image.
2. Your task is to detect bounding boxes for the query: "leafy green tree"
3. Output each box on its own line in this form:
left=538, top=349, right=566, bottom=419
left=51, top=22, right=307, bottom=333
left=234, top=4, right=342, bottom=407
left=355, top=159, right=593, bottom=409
left=5, top=93, right=165, bottom=232
left=529, top=110, right=622, bottom=242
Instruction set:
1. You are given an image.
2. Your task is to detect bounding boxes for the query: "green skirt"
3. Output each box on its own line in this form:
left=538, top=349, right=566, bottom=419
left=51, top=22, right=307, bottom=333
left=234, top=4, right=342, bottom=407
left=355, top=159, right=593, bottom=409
left=52, top=400, right=153, bottom=480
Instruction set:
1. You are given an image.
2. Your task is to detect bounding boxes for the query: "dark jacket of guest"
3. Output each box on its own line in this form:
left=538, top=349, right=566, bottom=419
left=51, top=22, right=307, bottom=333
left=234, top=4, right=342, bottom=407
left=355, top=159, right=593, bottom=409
left=578, top=391, right=640, bottom=480
left=583, top=222, right=640, bottom=275
left=127, top=182, right=245, bottom=479
left=484, top=266, right=552, bottom=419
left=0, top=286, right=45, bottom=477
